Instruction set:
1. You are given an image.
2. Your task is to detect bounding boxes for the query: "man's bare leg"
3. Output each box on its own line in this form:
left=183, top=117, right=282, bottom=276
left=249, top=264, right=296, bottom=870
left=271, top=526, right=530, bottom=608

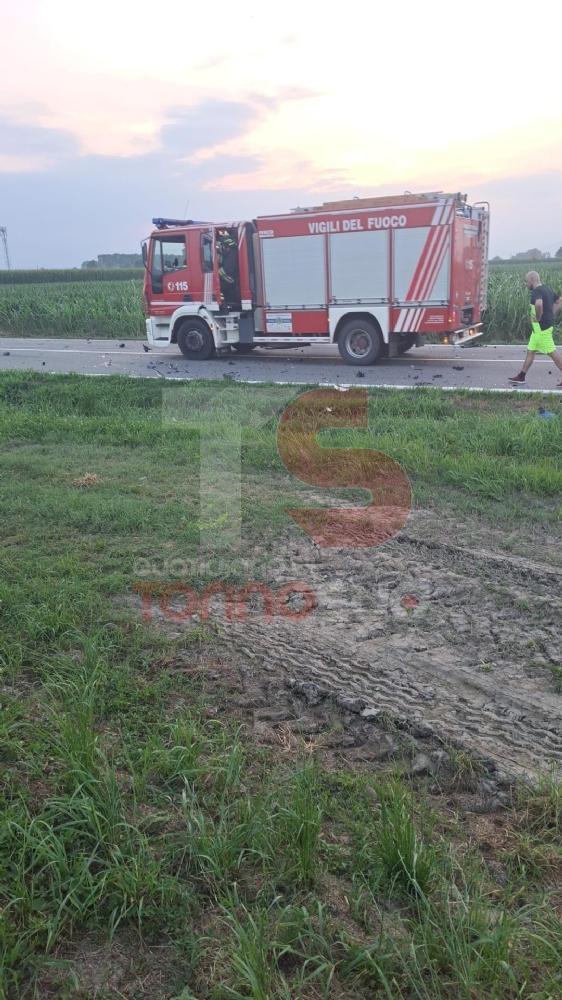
left=521, top=350, right=536, bottom=374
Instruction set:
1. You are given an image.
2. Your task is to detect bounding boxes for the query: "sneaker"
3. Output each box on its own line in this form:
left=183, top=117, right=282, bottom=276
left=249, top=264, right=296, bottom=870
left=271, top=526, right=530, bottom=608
left=556, top=381, right=562, bottom=388
left=508, top=373, right=526, bottom=383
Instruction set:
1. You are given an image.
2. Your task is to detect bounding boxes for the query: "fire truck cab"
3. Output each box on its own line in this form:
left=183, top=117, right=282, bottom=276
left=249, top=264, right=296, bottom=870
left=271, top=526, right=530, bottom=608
left=142, top=192, right=490, bottom=365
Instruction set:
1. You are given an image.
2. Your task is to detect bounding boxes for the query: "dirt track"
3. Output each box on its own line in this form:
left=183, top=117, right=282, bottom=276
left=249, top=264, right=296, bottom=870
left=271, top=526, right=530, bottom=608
left=151, top=509, right=562, bottom=782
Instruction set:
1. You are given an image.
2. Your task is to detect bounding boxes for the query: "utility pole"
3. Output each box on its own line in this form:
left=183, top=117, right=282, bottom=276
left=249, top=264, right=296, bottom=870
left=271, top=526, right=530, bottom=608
left=0, top=227, right=11, bottom=269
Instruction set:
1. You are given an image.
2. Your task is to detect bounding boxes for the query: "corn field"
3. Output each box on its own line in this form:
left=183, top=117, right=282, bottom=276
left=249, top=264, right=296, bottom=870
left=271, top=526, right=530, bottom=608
left=0, top=264, right=561, bottom=341
left=0, top=279, right=145, bottom=339
left=481, top=261, right=562, bottom=343
left=0, top=268, right=142, bottom=285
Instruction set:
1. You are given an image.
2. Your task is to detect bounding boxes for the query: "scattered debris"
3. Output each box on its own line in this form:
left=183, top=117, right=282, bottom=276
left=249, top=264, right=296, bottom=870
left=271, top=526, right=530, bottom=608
left=453, top=365, right=464, bottom=371
left=356, top=371, right=365, bottom=378
left=72, top=473, right=101, bottom=489
left=2, top=351, right=9, bottom=356
left=119, top=343, right=125, bottom=348
left=538, top=407, right=557, bottom=419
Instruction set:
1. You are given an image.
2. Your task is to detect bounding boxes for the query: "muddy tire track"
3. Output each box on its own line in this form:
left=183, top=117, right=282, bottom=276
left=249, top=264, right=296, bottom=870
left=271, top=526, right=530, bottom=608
left=215, top=530, right=562, bottom=780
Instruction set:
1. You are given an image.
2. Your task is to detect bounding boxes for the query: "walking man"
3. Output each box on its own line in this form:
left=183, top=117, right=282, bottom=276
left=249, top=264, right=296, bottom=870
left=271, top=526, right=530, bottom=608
left=509, top=272, right=562, bottom=385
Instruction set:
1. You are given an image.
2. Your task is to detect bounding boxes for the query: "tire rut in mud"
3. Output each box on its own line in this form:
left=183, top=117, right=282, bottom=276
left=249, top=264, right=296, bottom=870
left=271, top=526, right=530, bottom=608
left=214, top=529, right=562, bottom=780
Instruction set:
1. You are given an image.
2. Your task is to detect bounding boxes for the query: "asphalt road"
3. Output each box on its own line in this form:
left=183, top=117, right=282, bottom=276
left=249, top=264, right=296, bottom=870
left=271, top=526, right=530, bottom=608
left=0, top=337, right=561, bottom=391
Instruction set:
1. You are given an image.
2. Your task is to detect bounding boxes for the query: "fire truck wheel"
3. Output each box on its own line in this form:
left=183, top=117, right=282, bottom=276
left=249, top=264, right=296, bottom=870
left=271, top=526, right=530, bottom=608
left=232, top=343, right=257, bottom=353
left=397, top=334, right=416, bottom=355
left=177, top=319, right=216, bottom=360
left=337, top=318, right=382, bottom=366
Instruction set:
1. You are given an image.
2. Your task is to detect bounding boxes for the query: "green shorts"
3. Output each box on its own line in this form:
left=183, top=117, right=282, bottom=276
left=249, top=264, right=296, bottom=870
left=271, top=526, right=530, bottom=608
left=528, top=325, right=556, bottom=354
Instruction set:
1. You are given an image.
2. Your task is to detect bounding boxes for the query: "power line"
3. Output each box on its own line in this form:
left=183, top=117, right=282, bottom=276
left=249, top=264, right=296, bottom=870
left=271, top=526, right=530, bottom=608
left=0, top=227, right=11, bottom=269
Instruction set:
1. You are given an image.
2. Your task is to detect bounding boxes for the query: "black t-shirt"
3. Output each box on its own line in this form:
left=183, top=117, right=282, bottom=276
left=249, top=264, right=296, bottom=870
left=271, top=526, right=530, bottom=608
left=531, top=284, right=561, bottom=330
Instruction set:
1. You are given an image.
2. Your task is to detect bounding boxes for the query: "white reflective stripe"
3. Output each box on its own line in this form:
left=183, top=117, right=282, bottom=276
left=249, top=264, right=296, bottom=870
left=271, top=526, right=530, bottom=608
left=416, top=227, right=445, bottom=301
left=415, top=224, right=449, bottom=302
left=441, top=200, right=454, bottom=225
left=431, top=203, right=444, bottom=226
left=410, top=226, right=442, bottom=301
left=394, top=308, right=405, bottom=332
left=252, top=336, right=331, bottom=343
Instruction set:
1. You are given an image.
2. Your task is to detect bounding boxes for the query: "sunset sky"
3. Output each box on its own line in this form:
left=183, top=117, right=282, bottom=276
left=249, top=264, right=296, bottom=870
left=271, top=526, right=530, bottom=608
left=1, top=0, right=561, bottom=267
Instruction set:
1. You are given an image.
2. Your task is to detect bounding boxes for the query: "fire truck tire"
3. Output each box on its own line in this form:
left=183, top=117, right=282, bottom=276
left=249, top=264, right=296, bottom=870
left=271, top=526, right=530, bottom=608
left=177, top=319, right=216, bottom=360
left=337, top=317, right=382, bottom=366
left=397, top=334, right=416, bottom=355
left=232, top=343, right=257, bottom=353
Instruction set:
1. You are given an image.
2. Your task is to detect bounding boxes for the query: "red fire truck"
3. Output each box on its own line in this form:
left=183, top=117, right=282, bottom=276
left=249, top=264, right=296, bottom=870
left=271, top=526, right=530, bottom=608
left=142, top=191, right=489, bottom=365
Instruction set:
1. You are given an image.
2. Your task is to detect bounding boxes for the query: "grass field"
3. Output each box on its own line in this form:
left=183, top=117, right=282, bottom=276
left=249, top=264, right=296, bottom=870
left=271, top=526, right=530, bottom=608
left=0, top=263, right=561, bottom=343
left=1, top=371, right=562, bottom=998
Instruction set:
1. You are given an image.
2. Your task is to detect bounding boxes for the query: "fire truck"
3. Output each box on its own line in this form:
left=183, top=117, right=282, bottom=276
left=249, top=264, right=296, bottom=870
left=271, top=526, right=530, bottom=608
left=142, top=191, right=490, bottom=365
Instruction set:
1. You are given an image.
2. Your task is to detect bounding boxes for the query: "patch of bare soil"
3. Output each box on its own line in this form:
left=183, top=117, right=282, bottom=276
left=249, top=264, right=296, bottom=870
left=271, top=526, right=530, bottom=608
left=36, top=931, right=184, bottom=999
left=132, top=506, right=562, bottom=783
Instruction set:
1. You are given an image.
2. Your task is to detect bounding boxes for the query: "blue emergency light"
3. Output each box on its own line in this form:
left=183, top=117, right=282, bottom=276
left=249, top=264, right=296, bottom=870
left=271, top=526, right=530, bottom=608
left=152, top=218, right=208, bottom=229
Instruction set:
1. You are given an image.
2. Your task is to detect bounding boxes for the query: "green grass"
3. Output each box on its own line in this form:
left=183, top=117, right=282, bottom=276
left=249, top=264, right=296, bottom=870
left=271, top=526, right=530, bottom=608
left=0, top=279, right=144, bottom=339
left=1, top=372, right=562, bottom=997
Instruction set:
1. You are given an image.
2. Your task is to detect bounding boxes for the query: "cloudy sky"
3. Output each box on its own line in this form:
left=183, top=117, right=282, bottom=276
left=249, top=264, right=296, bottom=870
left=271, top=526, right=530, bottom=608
left=1, top=0, right=561, bottom=267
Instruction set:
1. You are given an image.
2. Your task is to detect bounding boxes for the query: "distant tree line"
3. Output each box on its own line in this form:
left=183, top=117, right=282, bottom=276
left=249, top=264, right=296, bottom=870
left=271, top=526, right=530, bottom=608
left=491, top=247, right=562, bottom=262
left=82, top=253, right=143, bottom=269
